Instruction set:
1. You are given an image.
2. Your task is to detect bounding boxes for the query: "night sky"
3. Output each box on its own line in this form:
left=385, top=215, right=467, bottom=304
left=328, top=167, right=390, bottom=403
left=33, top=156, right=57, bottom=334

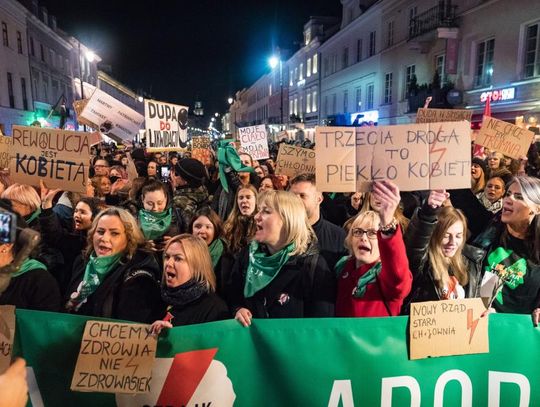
left=41, top=0, right=342, bottom=116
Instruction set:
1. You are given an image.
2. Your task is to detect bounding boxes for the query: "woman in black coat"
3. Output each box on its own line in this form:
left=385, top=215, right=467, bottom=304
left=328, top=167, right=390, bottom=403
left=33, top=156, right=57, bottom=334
left=230, top=190, right=336, bottom=326
left=65, top=207, right=163, bottom=323
left=151, top=234, right=229, bottom=333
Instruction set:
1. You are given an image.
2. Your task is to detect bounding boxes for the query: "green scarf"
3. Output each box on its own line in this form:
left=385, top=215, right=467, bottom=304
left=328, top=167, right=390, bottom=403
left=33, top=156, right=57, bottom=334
left=25, top=207, right=42, bottom=225
left=138, top=208, right=172, bottom=241
left=217, top=140, right=254, bottom=193
left=74, top=252, right=122, bottom=305
left=209, top=238, right=224, bottom=268
left=353, top=262, right=382, bottom=298
left=12, top=258, right=47, bottom=278
left=334, top=255, right=351, bottom=277
left=244, top=241, right=295, bottom=298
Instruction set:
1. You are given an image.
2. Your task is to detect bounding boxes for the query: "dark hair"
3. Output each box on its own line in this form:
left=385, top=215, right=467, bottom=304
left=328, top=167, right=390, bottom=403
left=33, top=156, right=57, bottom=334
left=260, top=175, right=283, bottom=191
left=189, top=207, right=223, bottom=242
left=76, top=197, right=103, bottom=219
left=290, top=173, right=316, bottom=186
left=140, top=181, right=170, bottom=206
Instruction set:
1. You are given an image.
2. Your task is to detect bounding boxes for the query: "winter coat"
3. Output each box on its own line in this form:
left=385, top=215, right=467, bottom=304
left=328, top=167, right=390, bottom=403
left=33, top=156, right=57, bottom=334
left=228, top=241, right=336, bottom=319
left=165, top=292, right=229, bottom=327
left=66, top=249, right=164, bottom=323
left=401, top=205, right=485, bottom=314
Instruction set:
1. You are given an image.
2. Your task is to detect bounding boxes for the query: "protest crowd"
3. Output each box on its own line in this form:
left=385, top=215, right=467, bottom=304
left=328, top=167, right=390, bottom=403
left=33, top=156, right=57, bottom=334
left=0, top=121, right=540, bottom=404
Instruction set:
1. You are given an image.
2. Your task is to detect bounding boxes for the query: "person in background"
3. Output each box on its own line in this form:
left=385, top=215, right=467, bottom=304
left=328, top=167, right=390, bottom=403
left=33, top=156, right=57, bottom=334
left=223, top=185, right=258, bottom=256
left=476, top=175, right=507, bottom=214
left=346, top=192, right=365, bottom=219
left=335, top=181, right=412, bottom=317
left=1, top=184, right=42, bottom=229
left=90, top=175, right=112, bottom=200
left=151, top=234, right=228, bottom=333
left=66, top=207, right=163, bottom=323
left=147, top=160, right=159, bottom=179
left=289, top=173, right=347, bottom=271
left=487, top=151, right=505, bottom=172
left=92, top=158, right=110, bottom=177
left=254, top=166, right=265, bottom=179
left=231, top=190, right=335, bottom=326
left=360, top=190, right=410, bottom=232
left=402, top=190, right=483, bottom=314
left=259, top=175, right=282, bottom=193
left=471, top=157, right=489, bottom=194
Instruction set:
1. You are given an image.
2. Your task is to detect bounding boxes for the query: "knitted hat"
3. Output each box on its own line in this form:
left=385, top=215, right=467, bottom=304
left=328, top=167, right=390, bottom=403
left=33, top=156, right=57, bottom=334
left=472, top=157, right=489, bottom=181
left=176, top=158, right=208, bottom=187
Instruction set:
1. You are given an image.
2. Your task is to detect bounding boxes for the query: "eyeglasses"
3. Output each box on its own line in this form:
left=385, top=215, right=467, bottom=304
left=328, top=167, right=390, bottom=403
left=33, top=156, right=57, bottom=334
left=352, top=228, right=378, bottom=239
left=504, top=190, right=524, bottom=201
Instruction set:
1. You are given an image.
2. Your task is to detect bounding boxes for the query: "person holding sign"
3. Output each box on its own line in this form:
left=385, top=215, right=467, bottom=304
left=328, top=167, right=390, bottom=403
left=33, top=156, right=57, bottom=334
left=231, top=190, right=335, bottom=326
left=151, top=234, right=228, bottom=334
left=401, top=190, right=484, bottom=314
left=335, top=181, right=412, bottom=317
left=65, top=208, right=163, bottom=323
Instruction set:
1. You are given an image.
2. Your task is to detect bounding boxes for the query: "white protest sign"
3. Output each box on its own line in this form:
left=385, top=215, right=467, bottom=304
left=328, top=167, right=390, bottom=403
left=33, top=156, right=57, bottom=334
left=0, top=305, right=15, bottom=374
left=315, top=122, right=471, bottom=192
left=239, top=125, right=269, bottom=160
left=80, top=88, right=144, bottom=143
left=144, top=99, right=189, bottom=151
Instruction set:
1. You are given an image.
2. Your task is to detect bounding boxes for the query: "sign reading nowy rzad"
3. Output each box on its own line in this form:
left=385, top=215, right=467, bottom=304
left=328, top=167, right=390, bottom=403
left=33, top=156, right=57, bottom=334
left=9, top=126, right=100, bottom=193
left=80, top=88, right=144, bottom=142
left=475, top=115, right=534, bottom=159
left=238, top=125, right=269, bottom=160
left=315, top=122, right=471, bottom=192
left=144, top=99, right=189, bottom=151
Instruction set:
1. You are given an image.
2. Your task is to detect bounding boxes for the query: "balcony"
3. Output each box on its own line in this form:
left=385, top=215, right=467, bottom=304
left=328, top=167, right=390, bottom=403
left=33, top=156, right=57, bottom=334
left=408, top=2, right=458, bottom=41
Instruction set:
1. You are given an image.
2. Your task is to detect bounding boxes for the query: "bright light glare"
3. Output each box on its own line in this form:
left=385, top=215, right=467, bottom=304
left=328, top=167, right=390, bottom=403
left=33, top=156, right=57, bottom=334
left=269, top=56, right=279, bottom=69
left=85, top=51, right=95, bottom=62
left=228, top=97, right=234, bottom=104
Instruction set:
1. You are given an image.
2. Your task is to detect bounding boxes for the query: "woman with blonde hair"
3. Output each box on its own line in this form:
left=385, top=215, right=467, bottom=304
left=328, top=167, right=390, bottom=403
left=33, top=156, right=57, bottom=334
left=230, top=190, right=335, bottom=326
left=151, top=234, right=228, bottom=333
left=1, top=184, right=41, bottom=227
left=65, top=207, right=163, bottom=323
left=402, top=190, right=484, bottom=313
left=222, top=184, right=258, bottom=256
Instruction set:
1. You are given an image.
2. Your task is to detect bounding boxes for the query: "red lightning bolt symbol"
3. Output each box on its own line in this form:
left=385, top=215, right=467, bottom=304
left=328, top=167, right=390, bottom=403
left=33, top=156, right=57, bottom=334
left=429, top=124, right=447, bottom=176
left=467, top=308, right=480, bottom=345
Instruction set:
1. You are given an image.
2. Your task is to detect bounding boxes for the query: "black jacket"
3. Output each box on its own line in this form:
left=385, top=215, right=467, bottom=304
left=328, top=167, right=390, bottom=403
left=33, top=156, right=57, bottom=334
left=0, top=267, right=61, bottom=312
left=228, top=242, right=336, bottom=318
left=312, top=216, right=347, bottom=272
left=166, top=292, right=229, bottom=327
left=401, top=205, right=485, bottom=314
left=66, top=249, right=164, bottom=323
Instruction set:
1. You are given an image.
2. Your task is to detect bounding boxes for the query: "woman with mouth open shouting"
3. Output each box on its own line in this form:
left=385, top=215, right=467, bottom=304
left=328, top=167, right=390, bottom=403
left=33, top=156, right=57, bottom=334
left=401, top=190, right=484, bottom=314
left=231, top=190, right=336, bottom=326
left=65, top=207, right=163, bottom=323
left=335, top=180, right=412, bottom=317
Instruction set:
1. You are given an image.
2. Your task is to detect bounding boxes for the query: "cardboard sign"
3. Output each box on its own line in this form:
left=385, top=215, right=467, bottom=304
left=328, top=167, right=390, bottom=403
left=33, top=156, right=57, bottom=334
left=239, top=125, right=269, bottom=160
left=71, top=321, right=157, bottom=394
left=275, top=144, right=315, bottom=178
left=191, top=136, right=212, bottom=166
left=73, top=99, right=97, bottom=129
left=315, top=122, right=471, bottom=192
left=416, top=108, right=472, bottom=123
left=9, top=126, right=100, bottom=193
left=0, top=305, right=15, bottom=374
left=80, top=88, right=144, bottom=143
left=409, top=298, right=489, bottom=360
left=144, top=99, right=189, bottom=151
left=475, top=116, right=534, bottom=159
left=0, top=135, right=11, bottom=170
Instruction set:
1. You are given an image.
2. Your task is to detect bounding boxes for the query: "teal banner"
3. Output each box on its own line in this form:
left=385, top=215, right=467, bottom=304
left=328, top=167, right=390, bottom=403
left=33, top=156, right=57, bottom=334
left=14, top=310, right=540, bottom=406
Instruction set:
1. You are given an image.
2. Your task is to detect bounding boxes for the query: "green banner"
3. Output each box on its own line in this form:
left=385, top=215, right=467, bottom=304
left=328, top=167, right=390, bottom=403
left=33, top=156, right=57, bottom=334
left=13, top=310, right=540, bottom=406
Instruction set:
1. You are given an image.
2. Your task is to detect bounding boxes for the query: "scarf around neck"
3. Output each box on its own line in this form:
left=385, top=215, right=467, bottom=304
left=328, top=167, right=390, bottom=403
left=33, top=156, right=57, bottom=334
left=138, top=208, right=172, bottom=240
left=244, top=240, right=295, bottom=298
left=161, top=278, right=208, bottom=308
left=68, top=252, right=122, bottom=309
left=353, top=262, right=382, bottom=298
left=25, top=207, right=42, bottom=225
left=209, top=238, right=224, bottom=268
left=12, top=258, right=47, bottom=278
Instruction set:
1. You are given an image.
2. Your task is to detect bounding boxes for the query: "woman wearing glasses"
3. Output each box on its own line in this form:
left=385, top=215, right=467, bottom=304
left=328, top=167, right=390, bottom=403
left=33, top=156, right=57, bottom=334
left=335, top=180, right=412, bottom=317
left=401, top=190, right=485, bottom=314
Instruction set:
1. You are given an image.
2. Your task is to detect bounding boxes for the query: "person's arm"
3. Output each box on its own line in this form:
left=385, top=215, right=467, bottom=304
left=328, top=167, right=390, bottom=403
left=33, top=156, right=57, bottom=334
left=450, top=188, right=493, bottom=239
left=0, top=359, right=28, bottom=407
left=227, top=248, right=251, bottom=326
left=377, top=226, right=412, bottom=301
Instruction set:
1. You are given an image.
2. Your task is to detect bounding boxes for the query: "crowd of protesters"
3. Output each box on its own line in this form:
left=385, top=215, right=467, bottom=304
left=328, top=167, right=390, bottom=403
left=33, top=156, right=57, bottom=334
left=0, top=133, right=539, bottom=336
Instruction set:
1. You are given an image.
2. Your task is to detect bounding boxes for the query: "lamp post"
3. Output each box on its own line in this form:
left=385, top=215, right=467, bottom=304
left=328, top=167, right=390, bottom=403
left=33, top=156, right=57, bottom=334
left=269, top=55, right=283, bottom=130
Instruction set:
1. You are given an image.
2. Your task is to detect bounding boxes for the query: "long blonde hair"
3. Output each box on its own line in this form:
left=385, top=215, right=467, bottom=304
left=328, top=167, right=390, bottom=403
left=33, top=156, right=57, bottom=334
left=258, top=190, right=314, bottom=256
left=428, top=207, right=468, bottom=289
left=163, top=234, right=216, bottom=291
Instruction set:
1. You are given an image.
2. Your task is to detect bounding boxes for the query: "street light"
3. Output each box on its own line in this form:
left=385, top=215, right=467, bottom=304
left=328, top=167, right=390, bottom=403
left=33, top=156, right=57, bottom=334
left=228, top=97, right=234, bottom=105
left=269, top=54, right=283, bottom=129
left=214, top=112, right=219, bottom=117
left=78, top=42, right=95, bottom=131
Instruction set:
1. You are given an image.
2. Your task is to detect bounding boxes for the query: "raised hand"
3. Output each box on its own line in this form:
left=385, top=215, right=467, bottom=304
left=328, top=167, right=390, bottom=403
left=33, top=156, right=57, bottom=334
left=371, top=180, right=400, bottom=227
left=427, top=189, right=449, bottom=209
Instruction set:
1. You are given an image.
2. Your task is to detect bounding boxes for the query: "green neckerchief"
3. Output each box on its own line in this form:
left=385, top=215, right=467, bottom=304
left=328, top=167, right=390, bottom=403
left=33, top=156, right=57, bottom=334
left=138, top=208, right=172, bottom=241
left=12, top=258, right=47, bottom=278
left=25, top=207, right=42, bottom=225
left=244, top=240, right=295, bottom=298
left=353, top=262, right=382, bottom=298
left=209, top=238, right=225, bottom=268
left=334, top=255, right=351, bottom=277
left=217, top=140, right=254, bottom=193
left=75, top=252, right=122, bottom=304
